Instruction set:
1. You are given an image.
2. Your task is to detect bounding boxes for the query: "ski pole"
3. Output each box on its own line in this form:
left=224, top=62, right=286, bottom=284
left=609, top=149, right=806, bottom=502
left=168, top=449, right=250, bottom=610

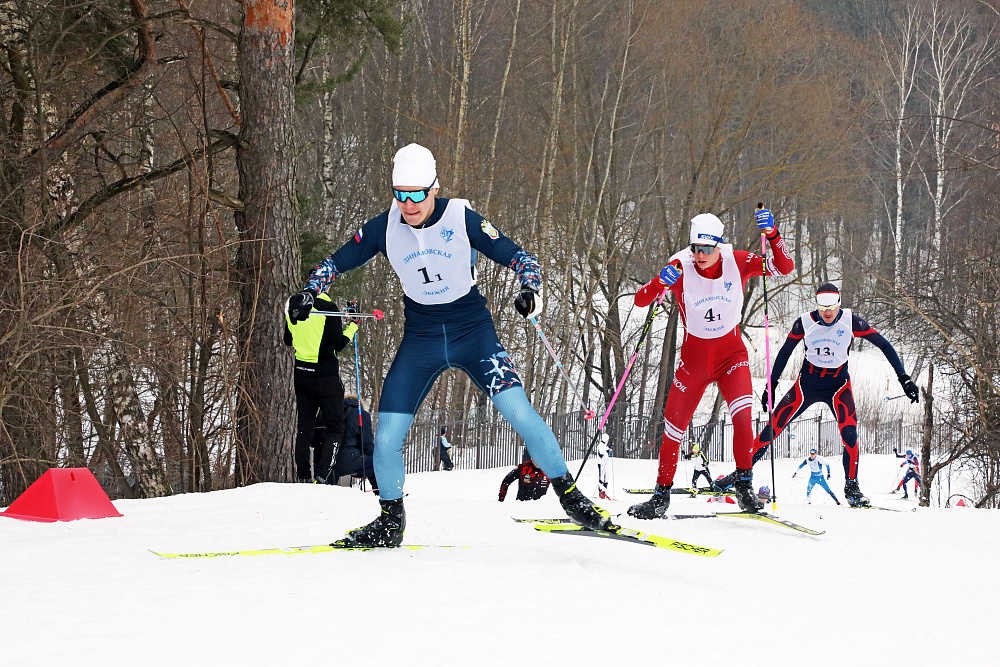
left=576, top=285, right=669, bottom=479
left=349, top=301, right=368, bottom=492
left=528, top=316, right=596, bottom=420
left=307, top=309, right=384, bottom=320
left=758, top=203, right=779, bottom=511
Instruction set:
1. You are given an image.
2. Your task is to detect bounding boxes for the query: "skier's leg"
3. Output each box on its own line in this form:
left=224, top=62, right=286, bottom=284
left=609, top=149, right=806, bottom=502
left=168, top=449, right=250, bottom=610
left=752, top=377, right=813, bottom=465
left=453, top=321, right=611, bottom=530
left=716, top=350, right=764, bottom=512
left=807, top=476, right=817, bottom=499
left=372, top=330, right=449, bottom=501
left=831, top=379, right=860, bottom=479
left=656, top=358, right=713, bottom=486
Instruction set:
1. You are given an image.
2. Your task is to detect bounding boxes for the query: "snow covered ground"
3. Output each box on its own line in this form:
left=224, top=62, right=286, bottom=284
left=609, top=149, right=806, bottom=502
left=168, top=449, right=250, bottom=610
left=1, top=455, right=993, bottom=666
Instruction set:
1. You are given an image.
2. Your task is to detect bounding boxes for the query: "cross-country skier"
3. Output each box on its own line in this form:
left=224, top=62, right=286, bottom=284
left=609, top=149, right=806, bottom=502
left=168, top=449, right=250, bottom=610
left=627, top=208, right=794, bottom=518
left=498, top=450, right=550, bottom=501
left=686, top=445, right=713, bottom=490
left=714, top=283, right=920, bottom=507
left=286, top=143, right=613, bottom=546
left=892, top=449, right=921, bottom=499
left=793, top=448, right=840, bottom=505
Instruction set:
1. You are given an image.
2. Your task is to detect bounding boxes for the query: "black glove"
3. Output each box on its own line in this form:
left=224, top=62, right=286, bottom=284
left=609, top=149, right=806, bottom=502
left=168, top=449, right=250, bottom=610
left=287, top=289, right=316, bottom=323
left=826, top=473, right=831, bottom=480
left=346, top=299, right=362, bottom=324
left=898, top=374, right=919, bottom=403
left=761, top=387, right=771, bottom=413
left=514, top=287, right=543, bottom=318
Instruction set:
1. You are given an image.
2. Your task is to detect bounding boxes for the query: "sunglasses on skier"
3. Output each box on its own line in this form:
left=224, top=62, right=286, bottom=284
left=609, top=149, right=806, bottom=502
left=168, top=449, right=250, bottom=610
left=392, top=177, right=438, bottom=204
left=816, top=292, right=841, bottom=311
left=690, top=244, right=718, bottom=255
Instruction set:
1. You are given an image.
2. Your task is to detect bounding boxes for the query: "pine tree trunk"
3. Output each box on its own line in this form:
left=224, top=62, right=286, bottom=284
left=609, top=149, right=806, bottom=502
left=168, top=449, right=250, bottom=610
left=234, top=0, right=298, bottom=484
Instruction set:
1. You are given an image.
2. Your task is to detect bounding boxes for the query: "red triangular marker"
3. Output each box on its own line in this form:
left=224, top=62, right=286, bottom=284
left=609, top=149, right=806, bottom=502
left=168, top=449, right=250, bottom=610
left=2, top=468, right=123, bottom=522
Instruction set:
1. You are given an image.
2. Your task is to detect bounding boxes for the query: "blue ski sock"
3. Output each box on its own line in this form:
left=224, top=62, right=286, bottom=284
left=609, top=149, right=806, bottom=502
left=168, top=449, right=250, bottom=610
left=372, top=412, right=415, bottom=501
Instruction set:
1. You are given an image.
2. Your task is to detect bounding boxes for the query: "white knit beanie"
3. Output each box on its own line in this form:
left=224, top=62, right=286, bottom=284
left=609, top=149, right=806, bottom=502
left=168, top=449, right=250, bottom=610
left=689, top=213, right=724, bottom=246
left=392, top=143, right=439, bottom=189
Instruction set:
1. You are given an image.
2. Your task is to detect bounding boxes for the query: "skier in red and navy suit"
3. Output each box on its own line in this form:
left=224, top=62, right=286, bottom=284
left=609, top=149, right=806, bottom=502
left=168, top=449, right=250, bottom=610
left=715, top=283, right=920, bottom=507
left=498, top=451, right=550, bottom=501
left=893, top=449, right=921, bottom=499
left=627, top=209, right=794, bottom=518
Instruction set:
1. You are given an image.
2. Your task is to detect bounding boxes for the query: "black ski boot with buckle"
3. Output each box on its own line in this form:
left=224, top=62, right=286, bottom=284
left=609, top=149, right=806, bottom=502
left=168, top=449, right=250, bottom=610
left=627, top=484, right=672, bottom=519
left=550, top=474, right=616, bottom=531
left=845, top=479, right=870, bottom=507
left=336, top=497, right=405, bottom=547
left=732, top=468, right=765, bottom=513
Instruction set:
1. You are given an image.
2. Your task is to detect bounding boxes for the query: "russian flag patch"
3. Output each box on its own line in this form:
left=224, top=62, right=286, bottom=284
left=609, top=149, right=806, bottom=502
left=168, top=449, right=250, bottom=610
left=354, top=229, right=363, bottom=243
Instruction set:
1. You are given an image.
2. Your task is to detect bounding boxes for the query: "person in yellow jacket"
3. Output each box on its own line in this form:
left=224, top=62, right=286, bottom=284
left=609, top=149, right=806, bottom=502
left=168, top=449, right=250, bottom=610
left=284, top=291, right=358, bottom=482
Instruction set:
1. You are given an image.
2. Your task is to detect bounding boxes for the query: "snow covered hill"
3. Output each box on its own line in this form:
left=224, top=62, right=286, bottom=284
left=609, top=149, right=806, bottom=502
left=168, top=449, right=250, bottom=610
left=1, top=456, right=992, bottom=666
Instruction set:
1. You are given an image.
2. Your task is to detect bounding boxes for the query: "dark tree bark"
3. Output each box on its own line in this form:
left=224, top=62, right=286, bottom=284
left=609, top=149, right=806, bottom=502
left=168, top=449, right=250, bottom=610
left=234, top=0, right=299, bottom=484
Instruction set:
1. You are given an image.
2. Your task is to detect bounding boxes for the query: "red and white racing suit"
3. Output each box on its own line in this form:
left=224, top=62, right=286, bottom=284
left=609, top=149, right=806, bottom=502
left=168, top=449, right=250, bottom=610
left=635, top=231, right=793, bottom=486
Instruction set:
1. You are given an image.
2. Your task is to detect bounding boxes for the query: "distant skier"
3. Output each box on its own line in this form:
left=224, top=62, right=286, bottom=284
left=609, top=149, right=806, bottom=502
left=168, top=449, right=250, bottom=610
left=792, top=448, right=840, bottom=505
left=893, top=449, right=921, bottom=499
left=498, top=451, right=550, bottom=501
left=714, top=283, right=919, bottom=508
left=686, top=445, right=713, bottom=490
left=626, top=207, right=794, bottom=518
left=286, top=143, right=613, bottom=546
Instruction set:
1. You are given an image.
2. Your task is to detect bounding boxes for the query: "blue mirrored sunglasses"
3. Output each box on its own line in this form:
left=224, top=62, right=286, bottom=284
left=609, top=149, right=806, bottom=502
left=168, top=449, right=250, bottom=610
left=392, top=187, right=432, bottom=204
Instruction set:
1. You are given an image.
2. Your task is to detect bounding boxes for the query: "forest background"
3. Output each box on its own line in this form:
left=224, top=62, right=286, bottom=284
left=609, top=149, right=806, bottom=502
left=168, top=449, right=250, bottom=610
left=2, top=0, right=999, bottom=507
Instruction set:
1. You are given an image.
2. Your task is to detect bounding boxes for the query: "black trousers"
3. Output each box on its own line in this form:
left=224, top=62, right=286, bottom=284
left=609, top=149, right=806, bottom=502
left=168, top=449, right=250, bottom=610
left=294, top=373, right=345, bottom=480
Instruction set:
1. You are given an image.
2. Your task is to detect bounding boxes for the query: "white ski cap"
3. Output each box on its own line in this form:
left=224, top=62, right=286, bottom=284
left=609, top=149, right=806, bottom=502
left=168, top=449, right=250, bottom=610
left=816, top=282, right=841, bottom=308
left=392, top=143, right=439, bottom=189
left=689, top=213, right=724, bottom=247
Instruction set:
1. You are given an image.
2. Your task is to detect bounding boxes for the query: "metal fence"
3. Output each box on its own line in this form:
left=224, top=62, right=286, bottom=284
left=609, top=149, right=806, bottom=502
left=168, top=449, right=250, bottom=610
left=403, top=404, right=955, bottom=474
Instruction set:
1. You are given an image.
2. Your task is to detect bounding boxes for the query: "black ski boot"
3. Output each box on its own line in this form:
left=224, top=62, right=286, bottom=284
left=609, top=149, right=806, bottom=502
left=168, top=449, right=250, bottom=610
left=732, top=468, right=764, bottom=513
left=550, top=474, right=616, bottom=531
left=338, top=497, right=405, bottom=547
left=844, top=479, right=870, bottom=508
left=627, top=484, right=671, bottom=519
left=712, top=470, right=737, bottom=492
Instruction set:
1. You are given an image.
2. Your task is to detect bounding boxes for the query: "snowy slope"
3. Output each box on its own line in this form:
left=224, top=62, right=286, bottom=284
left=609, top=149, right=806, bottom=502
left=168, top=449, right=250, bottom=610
left=1, top=457, right=992, bottom=666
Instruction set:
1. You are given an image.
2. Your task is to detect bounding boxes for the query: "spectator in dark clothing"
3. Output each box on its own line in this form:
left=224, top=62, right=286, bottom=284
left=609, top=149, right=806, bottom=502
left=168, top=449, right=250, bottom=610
left=331, top=394, right=377, bottom=492
left=284, top=290, right=357, bottom=483
left=498, top=450, right=550, bottom=501
left=439, top=427, right=454, bottom=471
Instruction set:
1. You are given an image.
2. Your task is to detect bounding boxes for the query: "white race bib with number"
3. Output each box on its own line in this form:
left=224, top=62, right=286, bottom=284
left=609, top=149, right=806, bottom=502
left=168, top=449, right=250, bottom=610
left=386, top=199, right=477, bottom=305
left=801, top=308, right=852, bottom=368
left=675, top=244, right=743, bottom=339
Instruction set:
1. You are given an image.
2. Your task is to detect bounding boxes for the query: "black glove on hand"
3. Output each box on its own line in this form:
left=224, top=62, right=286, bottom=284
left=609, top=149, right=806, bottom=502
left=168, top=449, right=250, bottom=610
left=514, top=287, right=543, bottom=318
left=346, top=299, right=362, bottom=324
left=287, top=289, right=316, bottom=323
left=761, top=387, right=772, bottom=413
left=898, top=374, right=919, bottom=403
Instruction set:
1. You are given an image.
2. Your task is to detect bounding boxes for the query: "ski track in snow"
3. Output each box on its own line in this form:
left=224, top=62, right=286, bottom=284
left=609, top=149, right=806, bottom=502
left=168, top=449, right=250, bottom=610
left=1, top=457, right=992, bottom=666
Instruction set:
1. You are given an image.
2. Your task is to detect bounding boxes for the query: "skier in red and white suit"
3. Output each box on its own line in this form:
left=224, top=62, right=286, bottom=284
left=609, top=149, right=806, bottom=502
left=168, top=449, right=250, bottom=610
left=628, top=210, right=793, bottom=517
